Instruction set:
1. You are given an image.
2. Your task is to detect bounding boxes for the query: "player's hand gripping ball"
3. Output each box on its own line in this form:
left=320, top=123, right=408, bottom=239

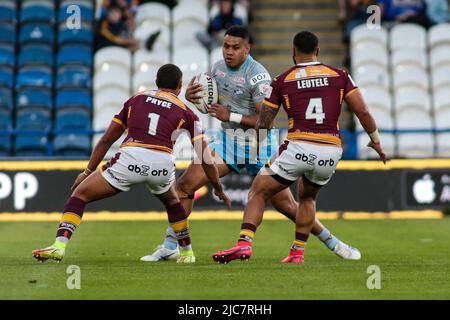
left=192, top=73, right=218, bottom=114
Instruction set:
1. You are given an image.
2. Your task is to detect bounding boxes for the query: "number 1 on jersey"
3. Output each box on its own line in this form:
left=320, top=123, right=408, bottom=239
left=306, top=98, right=325, bottom=124
left=148, top=113, right=160, bottom=135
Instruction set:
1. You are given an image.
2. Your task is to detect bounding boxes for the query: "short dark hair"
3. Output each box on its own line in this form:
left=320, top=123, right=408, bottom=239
left=293, top=31, right=319, bottom=54
left=225, top=25, right=250, bottom=42
left=156, top=64, right=182, bottom=90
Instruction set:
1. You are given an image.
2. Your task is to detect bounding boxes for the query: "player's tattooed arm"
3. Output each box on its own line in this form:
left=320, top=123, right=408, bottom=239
left=256, top=104, right=279, bottom=130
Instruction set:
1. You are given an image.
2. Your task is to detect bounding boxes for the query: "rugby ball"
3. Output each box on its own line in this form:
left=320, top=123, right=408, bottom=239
left=193, top=73, right=218, bottom=114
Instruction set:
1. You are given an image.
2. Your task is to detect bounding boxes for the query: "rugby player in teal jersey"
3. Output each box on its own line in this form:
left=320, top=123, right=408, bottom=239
left=141, top=26, right=361, bottom=262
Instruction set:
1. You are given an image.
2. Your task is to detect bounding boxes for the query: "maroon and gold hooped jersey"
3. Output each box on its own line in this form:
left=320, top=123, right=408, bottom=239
left=263, top=62, right=358, bottom=146
left=112, top=90, right=203, bottom=154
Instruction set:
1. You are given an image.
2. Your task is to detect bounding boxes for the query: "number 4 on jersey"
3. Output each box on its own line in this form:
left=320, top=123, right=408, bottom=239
left=306, top=98, right=325, bottom=124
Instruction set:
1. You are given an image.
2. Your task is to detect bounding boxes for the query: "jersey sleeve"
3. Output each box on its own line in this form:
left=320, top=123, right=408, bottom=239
left=344, top=70, right=358, bottom=98
left=249, top=64, right=272, bottom=105
left=262, top=76, right=282, bottom=110
left=112, top=97, right=132, bottom=129
left=184, top=109, right=204, bottom=143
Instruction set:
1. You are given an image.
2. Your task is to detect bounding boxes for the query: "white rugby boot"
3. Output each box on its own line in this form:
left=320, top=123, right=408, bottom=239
left=140, top=245, right=180, bottom=262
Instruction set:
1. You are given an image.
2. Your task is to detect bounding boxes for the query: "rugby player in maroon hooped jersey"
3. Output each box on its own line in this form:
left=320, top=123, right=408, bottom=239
left=212, top=31, right=387, bottom=264
left=32, top=64, right=231, bottom=264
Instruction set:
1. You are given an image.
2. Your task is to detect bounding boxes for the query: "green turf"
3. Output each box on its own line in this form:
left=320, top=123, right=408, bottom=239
left=1, top=219, right=450, bottom=299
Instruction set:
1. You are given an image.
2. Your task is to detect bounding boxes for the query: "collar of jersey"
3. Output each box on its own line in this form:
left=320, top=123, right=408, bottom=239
left=226, top=55, right=253, bottom=72
left=296, top=61, right=321, bottom=66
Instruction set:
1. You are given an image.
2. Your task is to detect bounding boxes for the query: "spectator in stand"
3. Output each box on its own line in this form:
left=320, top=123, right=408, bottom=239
left=95, top=4, right=139, bottom=52
left=100, top=0, right=138, bottom=32
left=197, top=0, right=244, bottom=50
left=426, top=0, right=450, bottom=25
left=377, top=0, right=432, bottom=28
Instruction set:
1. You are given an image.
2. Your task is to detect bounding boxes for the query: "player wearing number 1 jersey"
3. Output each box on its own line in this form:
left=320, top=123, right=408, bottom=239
left=32, top=64, right=230, bottom=264
left=212, top=31, right=387, bottom=264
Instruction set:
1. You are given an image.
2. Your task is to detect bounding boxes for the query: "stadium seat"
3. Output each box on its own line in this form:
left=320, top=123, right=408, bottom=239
left=57, top=65, right=91, bottom=89
left=20, top=2, right=54, bottom=24
left=173, top=22, right=206, bottom=48
left=359, top=86, right=392, bottom=112
left=429, top=45, right=450, bottom=71
left=58, top=25, right=93, bottom=45
left=56, top=88, right=92, bottom=111
left=94, top=66, right=131, bottom=92
left=15, top=134, right=49, bottom=156
left=132, top=68, right=160, bottom=92
left=395, top=108, right=433, bottom=130
left=15, top=108, right=51, bottom=131
left=351, top=24, right=388, bottom=48
left=394, top=87, right=431, bottom=112
left=60, top=0, right=93, bottom=9
left=94, top=46, right=131, bottom=74
left=433, top=89, right=450, bottom=129
left=16, top=88, right=52, bottom=110
left=133, top=49, right=169, bottom=74
left=211, top=46, right=223, bottom=66
left=0, top=109, right=11, bottom=155
left=0, top=24, right=16, bottom=44
left=93, top=87, right=130, bottom=120
left=173, top=1, right=208, bottom=26
left=134, top=23, right=170, bottom=51
left=436, top=133, right=450, bottom=157
left=173, top=46, right=209, bottom=82
left=0, top=68, right=13, bottom=88
left=55, top=109, right=91, bottom=131
left=391, top=50, right=427, bottom=70
left=53, top=133, right=90, bottom=156
left=0, top=47, right=14, bottom=69
left=135, top=2, right=170, bottom=28
left=428, top=23, right=450, bottom=50
left=56, top=44, right=92, bottom=67
left=18, top=44, right=53, bottom=69
left=392, top=65, right=429, bottom=91
left=431, top=65, right=450, bottom=93
left=354, top=64, right=390, bottom=90
left=0, top=88, right=13, bottom=110
left=58, top=4, right=93, bottom=23
left=0, top=2, right=16, bottom=23
left=16, top=67, right=52, bottom=89
left=357, top=132, right=395, bottom=159
left=351, top=42, right=388, bottom=69
left=19, top=23, right=53, bottom=45
left=397, top=133, right=434, bottom=158
left=390, top=23, right=427, bottom=52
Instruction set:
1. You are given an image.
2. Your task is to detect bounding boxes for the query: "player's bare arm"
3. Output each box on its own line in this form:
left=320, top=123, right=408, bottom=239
left=193, top=138, right=231, bottom=209
left=256, top=103, right=279, bottom=130
left=345, top=89, right=387, bottom=164
left=71, top=121, right=125, bottom=191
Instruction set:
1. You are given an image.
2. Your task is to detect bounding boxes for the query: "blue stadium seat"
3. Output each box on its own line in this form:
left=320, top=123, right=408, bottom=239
left=56, top=45, right=92, bottom=67
left=0, top=24, right=16, bottom=44
left=0, top=47, right=14, bottom=69
left=16, top=109, right=51, bottom=131
left=53, top=133, right=91, bottom=156
left=0, top=88, right=13, bottom=110
left=16, top=88, right=52, bottom=110
left=16, top=67, right=52, bottom=89
left=57, top=66, right=91, bottom=88
left=55, top=109, right=91, bottom=131
left=0, top=68, right=13, bottom=88
left=55, top=88, right=92, bottom=111
left=20, top=4, right=54, bottom=24
left=58, top=4, right=93, bottom=23
left=18, top=44, right=53, bottom=68
left=58, top=25, right=93, bottom=46
left=0, top=109, right=12, bottom=155
left=0, top=4, right=16, bottom=23
left=15, top=134, right=49, bottom=156
left=19, top=23, right=54, bottom=45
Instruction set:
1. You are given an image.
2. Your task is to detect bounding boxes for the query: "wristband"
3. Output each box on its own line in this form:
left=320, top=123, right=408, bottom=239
left=369, top=129, right=381, bottom=144
left=229, top=113, right=243, bottom=124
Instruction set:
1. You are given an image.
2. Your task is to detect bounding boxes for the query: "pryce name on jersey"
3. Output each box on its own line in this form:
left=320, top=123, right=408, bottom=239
left=145, top=97, right=172, bottom=108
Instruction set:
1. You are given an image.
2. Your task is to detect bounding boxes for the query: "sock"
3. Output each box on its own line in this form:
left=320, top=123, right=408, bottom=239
left=291, top=232, right=309, bottom=254
left=238, top=223, right=257, bottom=246
left=166, top=203, right=192, bottom=252
left=54, top=196, right=86, bottom=248
left=317, top=228, right=339, bottom=250
left=163, top=226, right=178, bottom=250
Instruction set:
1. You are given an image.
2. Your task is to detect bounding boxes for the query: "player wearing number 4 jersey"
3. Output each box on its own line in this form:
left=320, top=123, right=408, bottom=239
left=213, top=31, right=387, bottom=264
left=32, top=64, right=230, bottom=264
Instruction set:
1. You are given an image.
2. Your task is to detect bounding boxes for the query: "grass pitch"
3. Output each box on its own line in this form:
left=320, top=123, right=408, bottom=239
left=1, top=218, right=450, bottom=299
